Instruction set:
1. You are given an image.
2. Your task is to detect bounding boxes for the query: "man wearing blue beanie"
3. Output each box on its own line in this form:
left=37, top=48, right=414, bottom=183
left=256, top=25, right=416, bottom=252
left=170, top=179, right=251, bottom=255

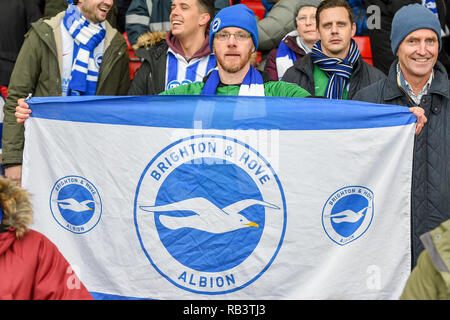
left=160, top=4, right=310, bottom=97
left=354, top=3, right=450, bottom=269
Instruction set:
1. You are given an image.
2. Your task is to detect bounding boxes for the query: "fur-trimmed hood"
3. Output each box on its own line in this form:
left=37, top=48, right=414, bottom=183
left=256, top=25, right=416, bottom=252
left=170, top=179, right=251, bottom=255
left=0, top=177, right=33, bottom=239
left=133, top=30, right=168, bottom=51
left=133, top=31, right=212, bottom=62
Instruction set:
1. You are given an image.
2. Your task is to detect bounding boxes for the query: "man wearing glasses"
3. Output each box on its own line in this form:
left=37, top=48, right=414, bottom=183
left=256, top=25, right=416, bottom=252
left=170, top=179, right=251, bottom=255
left=160, top=4, right=311, bottom=97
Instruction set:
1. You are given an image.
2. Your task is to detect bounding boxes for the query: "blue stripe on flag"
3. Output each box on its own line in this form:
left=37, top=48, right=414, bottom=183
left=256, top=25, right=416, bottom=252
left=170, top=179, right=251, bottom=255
left=90, top=291, right=153, bottom=300
left=27, top=95, right=416, bottom=130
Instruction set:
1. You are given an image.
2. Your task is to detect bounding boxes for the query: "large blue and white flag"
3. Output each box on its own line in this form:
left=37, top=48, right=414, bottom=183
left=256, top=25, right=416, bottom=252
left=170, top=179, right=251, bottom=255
left=23, top=96, right=415, bottom=300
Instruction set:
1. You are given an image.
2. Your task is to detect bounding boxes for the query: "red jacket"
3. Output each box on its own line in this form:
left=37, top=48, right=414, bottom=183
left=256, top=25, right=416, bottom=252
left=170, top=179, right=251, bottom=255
left=0, top=228, right=92, bottom=300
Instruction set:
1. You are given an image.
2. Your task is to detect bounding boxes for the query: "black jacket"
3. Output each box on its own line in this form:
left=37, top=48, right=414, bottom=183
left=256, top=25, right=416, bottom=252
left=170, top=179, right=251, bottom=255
left=281, top=53, right=386, bottom=99
left=353, top=60, right=450, bottom=267
left=128, top=41, right=168, bottom=95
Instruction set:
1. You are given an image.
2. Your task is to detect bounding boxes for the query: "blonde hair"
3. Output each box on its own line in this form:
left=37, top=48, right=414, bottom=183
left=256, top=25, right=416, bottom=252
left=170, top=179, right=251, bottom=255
left=133, top=31, right=168, bottom=51
left=0, top=177, right=33, bottom=239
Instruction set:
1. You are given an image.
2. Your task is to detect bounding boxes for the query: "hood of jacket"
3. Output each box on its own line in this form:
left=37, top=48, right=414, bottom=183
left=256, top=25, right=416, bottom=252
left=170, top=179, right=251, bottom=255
left=0, top=177, right=33, bottom=241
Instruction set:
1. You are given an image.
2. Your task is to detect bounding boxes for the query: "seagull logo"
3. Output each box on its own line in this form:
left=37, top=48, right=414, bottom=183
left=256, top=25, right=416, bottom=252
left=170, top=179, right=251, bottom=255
left=134, top=134, right=287, bottom=294
left=324, top=206, right=370, bottom=224
left=54, top=198, right=95, bottom=212
left=140, top=197, right=280, bottom=234
left=322, top=186, right=374, bottom=246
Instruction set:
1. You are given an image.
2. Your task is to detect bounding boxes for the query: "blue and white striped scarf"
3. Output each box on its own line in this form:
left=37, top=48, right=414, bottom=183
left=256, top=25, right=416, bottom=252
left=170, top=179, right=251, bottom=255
left=310, top=39, right=360, bottom=99
left=166, top=49, right=217, bottom=90
left=63, top=4, right=106, bottom=96
left=423, top=0, right=439, bottom=17
left=201, top=66, right=265, bottom=96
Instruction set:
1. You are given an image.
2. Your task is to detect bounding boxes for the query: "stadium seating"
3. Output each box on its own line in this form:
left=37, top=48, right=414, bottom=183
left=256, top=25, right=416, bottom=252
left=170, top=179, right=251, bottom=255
left=123, top=33, right=143, bottom=80
left=352, top=36, right=373, bottom=66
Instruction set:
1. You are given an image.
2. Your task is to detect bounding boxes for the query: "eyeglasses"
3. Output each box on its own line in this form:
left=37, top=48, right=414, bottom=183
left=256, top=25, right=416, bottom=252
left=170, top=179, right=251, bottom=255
left=214, top=32, right=251, bottom=41
left=296, top=15, right=316, bottom=24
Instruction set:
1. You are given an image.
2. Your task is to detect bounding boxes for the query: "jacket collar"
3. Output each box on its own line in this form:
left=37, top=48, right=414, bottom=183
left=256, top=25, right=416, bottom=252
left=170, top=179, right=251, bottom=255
left=166, top=31, right=211, bottom=62
left=385, top=58, right=449, bottom=101
left=35, top=11, right=116, bottom=78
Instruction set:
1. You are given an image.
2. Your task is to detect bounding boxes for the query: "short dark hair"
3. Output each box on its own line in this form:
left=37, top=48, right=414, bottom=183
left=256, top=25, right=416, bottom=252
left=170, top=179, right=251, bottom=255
left=316, top=0, right=354, bottom=27
left=196, top=0, right=215, bottom=31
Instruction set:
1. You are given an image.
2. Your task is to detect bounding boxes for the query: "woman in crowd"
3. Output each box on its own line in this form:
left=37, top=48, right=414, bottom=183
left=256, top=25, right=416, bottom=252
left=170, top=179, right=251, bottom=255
left=264, top=0, right=321, bottom=80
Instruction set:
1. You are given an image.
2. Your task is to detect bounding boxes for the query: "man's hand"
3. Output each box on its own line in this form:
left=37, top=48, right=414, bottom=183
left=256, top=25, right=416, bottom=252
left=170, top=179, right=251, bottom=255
left=410, top=106, right=427, bottom=135
left=15, top=98, right=32, bottom=124
left=4, top=165, right=22, bottom=187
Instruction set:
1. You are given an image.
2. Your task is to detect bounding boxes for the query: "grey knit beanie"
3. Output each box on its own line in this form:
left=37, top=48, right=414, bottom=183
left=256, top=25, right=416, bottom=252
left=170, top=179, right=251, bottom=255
left=294, top=0, right=323, bottom=27
left=390, top=4, right=441, bottom=54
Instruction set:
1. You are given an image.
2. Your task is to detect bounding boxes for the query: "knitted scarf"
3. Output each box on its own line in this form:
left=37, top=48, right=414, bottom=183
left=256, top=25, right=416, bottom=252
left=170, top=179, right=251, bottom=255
left=310, top=39, right=360, bottom=99
left=200, top=66, right=265, bottom=96
left=275, top=32, right=298, bottom=81
left=63, top=4, right=106, bottom=95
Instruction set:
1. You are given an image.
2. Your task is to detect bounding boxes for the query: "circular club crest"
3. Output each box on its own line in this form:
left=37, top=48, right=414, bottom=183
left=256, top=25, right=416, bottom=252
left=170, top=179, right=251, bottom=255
left=134, top=135, right=286, bottom=295
left=50, top=176, right=102, bottom=234
left=94, top=53, right=103, bottom=70
left=211, top=18, right=221, bottom=32
left=322, top=186, right=374, bottom=246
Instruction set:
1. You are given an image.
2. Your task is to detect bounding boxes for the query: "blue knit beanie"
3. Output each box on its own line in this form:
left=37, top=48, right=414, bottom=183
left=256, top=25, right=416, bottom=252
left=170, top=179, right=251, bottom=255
left=209, top=4, right=259, bottom=51
left=390, top=4, right=441, bottom=54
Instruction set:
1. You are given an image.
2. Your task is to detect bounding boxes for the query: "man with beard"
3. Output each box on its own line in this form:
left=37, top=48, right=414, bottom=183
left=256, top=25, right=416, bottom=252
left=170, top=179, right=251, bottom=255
left=2, top=0, right=130, bottom=186
left=160, top=4, right=311, bottom=97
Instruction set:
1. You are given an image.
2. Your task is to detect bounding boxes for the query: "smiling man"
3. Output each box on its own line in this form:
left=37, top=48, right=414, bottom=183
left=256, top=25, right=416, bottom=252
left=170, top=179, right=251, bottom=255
left=128, top=0, right=217, bottom=95
left=353, top=4, right=450, bottom=268
left=161, top=4, right=311, bottom=97
left=2, top=0, right=130, bottom=186
left=282, top=0, right=384, bottom=99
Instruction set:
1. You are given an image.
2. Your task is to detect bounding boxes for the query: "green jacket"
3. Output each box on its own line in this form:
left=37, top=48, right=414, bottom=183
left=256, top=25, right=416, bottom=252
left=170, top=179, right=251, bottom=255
left=400, top=219, right=450, bottom=300
left=2, top=11, right=130, bottom=166
left=160, top=80, right=310, bottom=97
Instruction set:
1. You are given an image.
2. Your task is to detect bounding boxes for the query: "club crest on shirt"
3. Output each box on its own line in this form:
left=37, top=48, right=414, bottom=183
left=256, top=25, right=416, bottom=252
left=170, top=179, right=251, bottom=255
left=166, top=79, right=193, bottom=90
left=94, top=53, right=103, bottom=70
